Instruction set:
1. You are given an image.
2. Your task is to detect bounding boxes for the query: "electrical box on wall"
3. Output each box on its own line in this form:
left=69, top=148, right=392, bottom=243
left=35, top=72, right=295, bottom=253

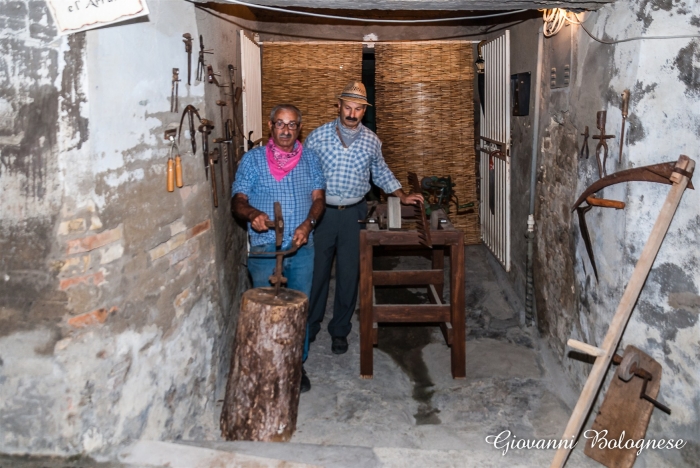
left=511, top=72, right=531, bottom=116
left=549, top=23, right=572, bottom=89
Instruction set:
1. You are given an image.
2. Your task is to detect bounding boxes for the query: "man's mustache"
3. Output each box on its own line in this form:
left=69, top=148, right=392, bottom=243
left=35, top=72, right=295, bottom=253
left=279, top=132, right=292, bottom=138
left=345, top=117, right=358, bottom=122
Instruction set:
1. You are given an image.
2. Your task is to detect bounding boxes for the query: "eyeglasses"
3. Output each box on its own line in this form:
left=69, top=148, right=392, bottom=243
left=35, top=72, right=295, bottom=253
left=273, top=120, right=299, bottom=130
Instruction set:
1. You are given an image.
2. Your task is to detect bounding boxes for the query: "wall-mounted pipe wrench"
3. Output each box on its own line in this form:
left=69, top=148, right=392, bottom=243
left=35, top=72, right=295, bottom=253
left=182, top=33, right=193, bottom=86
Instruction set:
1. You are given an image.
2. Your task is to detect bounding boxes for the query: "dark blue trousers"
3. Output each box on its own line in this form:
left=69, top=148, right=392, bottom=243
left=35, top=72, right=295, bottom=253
left=308, top=201, right=367, bottom=340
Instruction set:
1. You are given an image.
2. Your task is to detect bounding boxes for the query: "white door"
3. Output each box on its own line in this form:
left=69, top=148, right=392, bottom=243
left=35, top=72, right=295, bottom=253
left=479, top=30, right=511, bottom=271
left=240, top=31, right=262, bottom=151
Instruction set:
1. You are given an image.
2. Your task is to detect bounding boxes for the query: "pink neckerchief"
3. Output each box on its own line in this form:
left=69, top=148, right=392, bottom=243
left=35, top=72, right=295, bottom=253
left=266, top=139, right=303, bottom=181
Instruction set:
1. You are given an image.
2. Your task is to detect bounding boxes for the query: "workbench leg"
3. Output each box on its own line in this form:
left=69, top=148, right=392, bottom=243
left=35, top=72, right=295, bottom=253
left=359, top=231, right=374, bottom=379
left=450, top=237, right=466, bottom=379
left=432, top=247, right=445, bottom=299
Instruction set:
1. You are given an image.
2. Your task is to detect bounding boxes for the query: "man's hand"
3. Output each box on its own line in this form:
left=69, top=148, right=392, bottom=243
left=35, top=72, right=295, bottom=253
left=292, top=221, right=312, bottom=246
left=397, top=190, right=424, bottom=205
left=250, top=210, right=270, bottom=232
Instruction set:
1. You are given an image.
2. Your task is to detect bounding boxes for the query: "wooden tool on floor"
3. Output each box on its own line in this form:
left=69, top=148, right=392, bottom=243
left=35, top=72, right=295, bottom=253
left=551, top=154, right=695, bottom=468
left=584, top=345, right=668, bottom=468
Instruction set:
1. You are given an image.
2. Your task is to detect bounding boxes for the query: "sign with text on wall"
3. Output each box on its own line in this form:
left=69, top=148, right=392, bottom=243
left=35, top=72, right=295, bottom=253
left=46, top=0, right=149, bottom=35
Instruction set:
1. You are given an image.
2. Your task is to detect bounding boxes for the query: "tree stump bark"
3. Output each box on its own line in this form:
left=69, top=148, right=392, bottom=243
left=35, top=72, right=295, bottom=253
left=220, top=287, right=307, bottom=442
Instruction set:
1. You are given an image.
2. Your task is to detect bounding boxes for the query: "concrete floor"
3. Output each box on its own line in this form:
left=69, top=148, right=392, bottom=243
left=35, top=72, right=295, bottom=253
left=195, top=245, right=603, bottom=467
left=4, top=245, right=667, bottom=467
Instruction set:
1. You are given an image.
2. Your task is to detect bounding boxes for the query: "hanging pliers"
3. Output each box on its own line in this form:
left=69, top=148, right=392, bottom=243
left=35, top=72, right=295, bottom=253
left=579, top=126, right=589, bottom=160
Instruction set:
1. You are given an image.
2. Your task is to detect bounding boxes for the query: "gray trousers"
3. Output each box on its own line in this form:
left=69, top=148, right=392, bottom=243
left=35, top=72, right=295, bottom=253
left=308, top=200, right=368, bottom=339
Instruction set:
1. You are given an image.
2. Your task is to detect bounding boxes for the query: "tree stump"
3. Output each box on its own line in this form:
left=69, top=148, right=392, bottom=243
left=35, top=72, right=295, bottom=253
left=220, top=287, right=308, bottom=442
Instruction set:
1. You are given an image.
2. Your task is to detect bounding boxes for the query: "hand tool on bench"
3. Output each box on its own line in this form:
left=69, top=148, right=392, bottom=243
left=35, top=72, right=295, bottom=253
left=182, top=33, right=193, bottom=86
left=178, top=105, right=202, bottom=156
left=619, top=89, right=630, bottom=163
left=249, top=202, right=300, bottom=297
left=579, top=126, right=589, bottom=160
left=408, top=171, right=432, bottom=248
left=552, top=154, right=695, bottom=468
left=170, top=68, right=180, bottom=113
left=591, top=111, right=615, bottom=178
left=196, top=35, right=213, bottom=83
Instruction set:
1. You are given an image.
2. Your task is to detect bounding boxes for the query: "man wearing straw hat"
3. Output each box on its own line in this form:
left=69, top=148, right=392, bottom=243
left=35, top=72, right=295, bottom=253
left=305, top=81, right=423, bottom=355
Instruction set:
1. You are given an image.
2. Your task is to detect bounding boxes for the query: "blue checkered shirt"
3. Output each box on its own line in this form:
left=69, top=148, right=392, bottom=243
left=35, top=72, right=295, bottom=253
left=232, top=145, right=326, bottom=247
left=304, top=119, right=401, bottom=201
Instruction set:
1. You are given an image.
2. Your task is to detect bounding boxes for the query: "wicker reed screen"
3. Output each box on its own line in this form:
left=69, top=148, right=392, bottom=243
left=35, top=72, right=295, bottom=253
left=375, top=42, right=479, bottom=244
left=261, top=43, right=363, bottom=141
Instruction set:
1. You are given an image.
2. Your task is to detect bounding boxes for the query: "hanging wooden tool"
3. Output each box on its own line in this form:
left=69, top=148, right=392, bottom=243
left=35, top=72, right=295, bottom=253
left=408, top=171, right=432, bottom=248
left=182, top=33, right=193, bottom=86
left=164, top=129, right=183, bottom=192
left=619, top=89, right=630, bottom=163
left=551, top=154, right=695, bottom=468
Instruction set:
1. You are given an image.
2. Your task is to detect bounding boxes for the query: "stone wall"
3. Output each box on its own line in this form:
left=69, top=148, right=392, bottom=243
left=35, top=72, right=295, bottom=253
left=527, top=2, right=700, bottom=465
left=0, top=0, right=249, bottom=456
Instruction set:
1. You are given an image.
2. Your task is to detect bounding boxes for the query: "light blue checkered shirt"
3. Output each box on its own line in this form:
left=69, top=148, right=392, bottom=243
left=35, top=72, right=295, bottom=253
left=232, top=145, right=326, bottom=247
left=304, top=119, right=401, bottom=202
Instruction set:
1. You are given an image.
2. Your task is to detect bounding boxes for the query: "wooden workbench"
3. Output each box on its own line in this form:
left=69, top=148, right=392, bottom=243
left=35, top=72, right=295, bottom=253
left=359, top=227, right=466, bottom=379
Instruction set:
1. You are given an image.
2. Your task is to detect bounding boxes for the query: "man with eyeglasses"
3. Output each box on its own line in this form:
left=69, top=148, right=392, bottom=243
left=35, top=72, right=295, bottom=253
left=232, top=104, right=325, bottom=393
left=304, top=81, right=423, bottom=355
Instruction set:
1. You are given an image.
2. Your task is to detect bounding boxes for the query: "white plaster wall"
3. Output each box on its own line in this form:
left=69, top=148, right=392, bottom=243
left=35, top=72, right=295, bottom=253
left=0, top=0, right=243, bottom=456
left=563, top=2, right=700, bottom=463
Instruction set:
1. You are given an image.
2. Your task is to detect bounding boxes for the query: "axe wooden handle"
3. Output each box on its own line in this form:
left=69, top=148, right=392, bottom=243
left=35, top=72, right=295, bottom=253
left=175, top=155, right=183, bottom=188
left=167, top=158, right=175, bottom=192
left=586, top=196, right=625, bottom=209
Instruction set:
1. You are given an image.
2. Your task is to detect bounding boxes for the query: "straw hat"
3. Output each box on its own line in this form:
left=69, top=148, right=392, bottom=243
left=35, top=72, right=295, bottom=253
left=337, top=81, right=372, bottom=106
